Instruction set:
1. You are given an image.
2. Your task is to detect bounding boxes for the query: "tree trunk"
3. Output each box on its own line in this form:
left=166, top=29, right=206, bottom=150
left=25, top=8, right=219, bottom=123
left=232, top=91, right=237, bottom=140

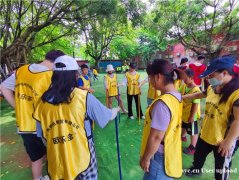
left=1, top=38, right=29, bottom=71
left=94, top=58, right=101, bottom=69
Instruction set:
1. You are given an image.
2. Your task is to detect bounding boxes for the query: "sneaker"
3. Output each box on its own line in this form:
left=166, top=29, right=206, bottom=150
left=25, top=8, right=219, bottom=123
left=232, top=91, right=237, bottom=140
left=40, top=175, right=50, bottom=180
left=122, top=109, right=128, bottom=114
left=141, top=116, right=145, bottom=120
left=185, top=167, right=202, bottom=177
left=181, top=136, right=187, bottom=142
left=129, top=116, right=134, bottom=120
left=183, top=145, right=196, bottom=155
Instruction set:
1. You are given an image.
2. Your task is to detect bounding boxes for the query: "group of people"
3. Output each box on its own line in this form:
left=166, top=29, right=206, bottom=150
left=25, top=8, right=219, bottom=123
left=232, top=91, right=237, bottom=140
left=140, top=55, right=239, bottom=180
left=1, top=50, right=239, bottom=180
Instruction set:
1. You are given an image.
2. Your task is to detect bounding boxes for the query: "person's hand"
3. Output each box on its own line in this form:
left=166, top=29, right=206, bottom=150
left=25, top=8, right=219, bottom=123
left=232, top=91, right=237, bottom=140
left=88, top=88, right=95, bottom=93
left=117, top=83, right=122, bottom=87
left=115, top=106, right=121, bottom=112
left=140, top=156, right=150, bottom=172
left=218, top=139, right=233, bottom=157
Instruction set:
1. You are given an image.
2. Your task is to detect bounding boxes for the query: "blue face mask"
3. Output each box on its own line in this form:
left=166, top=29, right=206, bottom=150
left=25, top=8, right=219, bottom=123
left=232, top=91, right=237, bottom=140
left=208, top=77, right=223, bottom=87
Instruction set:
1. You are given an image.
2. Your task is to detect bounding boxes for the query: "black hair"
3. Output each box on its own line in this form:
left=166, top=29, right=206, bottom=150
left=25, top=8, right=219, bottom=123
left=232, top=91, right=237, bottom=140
left=180, top=57, right=188, bottom=65
left=147, top=59, right=176, bottom=85
left=45, top=50, right=65, bottom=62
left=185, top=68, right=194, bottom=78
left=81, top=64, right=88, bottom=69
left=198, top=55, right=205, bottom=61
left=215, top=68, right=239, bottom=103
left=41, top=71, right=78, bottom=105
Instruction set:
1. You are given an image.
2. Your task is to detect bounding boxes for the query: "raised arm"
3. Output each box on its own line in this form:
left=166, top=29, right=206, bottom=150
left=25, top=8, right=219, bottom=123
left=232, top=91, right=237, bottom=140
left=183, top=92, right=206, bottom=101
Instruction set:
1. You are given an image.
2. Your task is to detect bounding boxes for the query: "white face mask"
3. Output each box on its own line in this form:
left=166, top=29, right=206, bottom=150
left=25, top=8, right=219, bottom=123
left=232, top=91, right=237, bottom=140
left=208, top=73, right=223, bottom=87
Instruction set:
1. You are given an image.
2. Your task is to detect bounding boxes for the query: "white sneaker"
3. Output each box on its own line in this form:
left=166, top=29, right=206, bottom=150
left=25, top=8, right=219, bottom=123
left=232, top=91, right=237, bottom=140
left=40, top=175, right=50, bottom=180
left=141, top=116, right=145, bottom=120
left=129, top=116, right=134, bottom=120
left=122, top=109, right=128, bottom=114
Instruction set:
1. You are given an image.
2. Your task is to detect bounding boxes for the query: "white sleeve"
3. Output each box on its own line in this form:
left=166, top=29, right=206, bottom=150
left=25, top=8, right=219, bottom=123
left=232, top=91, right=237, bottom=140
left=1, top=73, right=16, bottom=91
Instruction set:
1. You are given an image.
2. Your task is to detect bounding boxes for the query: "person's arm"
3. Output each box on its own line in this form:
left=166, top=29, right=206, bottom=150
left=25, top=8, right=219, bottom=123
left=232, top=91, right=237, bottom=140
left=87, top=93, right=120, bottom=128
left=104, top=76, right=108, bottom=90
left=1, top=73, right=16, bottom=108
left=218, top=101, right=239, bottom=157
left=1, top=85, right=15, bottom=108
left=183, top=92, right=206, bottom=101
left=139, top=77, right=148, bottom=88
left=118, top=75, right=127, bottom=87
left=140, top=100, right=170, bottom=172
left=188, top=103, right=199, bottom=123
left=140, top=128, right=165, bottom=172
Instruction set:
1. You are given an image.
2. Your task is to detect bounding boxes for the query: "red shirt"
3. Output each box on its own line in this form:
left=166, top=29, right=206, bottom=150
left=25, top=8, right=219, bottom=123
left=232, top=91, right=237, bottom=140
left=189, top=63, right=207, bottom=86
left=233, top=64, right=239, bottom=74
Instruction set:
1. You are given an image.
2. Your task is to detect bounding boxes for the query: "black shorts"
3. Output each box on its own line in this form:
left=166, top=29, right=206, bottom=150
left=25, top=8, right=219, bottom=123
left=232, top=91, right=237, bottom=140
left=21, top=134, right=46, bottom=162
left=182, top=121, right=198, bottom=135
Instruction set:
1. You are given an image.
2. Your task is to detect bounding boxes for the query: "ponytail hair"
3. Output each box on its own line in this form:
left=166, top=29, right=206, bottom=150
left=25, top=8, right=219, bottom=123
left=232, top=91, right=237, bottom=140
left=147, top=59, right=188, bottom=85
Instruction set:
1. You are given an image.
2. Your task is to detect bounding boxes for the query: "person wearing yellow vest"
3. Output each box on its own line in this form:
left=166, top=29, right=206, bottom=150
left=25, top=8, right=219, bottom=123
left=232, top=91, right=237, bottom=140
left=33, top=55, right=120, bottom=180
left=139, top=76, right=161, bottom=106
left=0, top=50, right=65, bottom=180
left=92, top=67, right=99, bottom=81
left=179, top=69, right=201, bottom=155
left=140, top=59, right=184, bottom=179
left=120, top=62, right=144, bottom=120
left=104, top=64, right=128, bottom=113
left=78, top=64, right=94, bottom=93
left=183, top=57, right=239, bottom=180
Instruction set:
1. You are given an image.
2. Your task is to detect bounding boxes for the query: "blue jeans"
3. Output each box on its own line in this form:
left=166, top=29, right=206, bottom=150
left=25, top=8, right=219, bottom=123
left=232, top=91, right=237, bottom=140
left=143, top=152, right=173, bottom=180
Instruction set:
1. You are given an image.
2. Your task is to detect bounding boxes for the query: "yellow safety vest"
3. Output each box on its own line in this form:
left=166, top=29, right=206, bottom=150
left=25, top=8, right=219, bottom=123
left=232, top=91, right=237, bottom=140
left=200, top=86, right=239, bottom=145
left=15, top=65, right=52, bottom=132
left=140, top=93, right=183, bottom=178
left=147, top=82, right=161, bottom=99
left=33, top=88, right=90, bottom=180
left=105, top=74, right=118, bottom=97
left=174, top=79, right=183, bottom=91
left=80, top=75, right=90, bottom=89
left=93, top=69, right=98, bottom=75
left=126, top=72, right=140, bottom=95
left=180, top=84, right=201, bottom=122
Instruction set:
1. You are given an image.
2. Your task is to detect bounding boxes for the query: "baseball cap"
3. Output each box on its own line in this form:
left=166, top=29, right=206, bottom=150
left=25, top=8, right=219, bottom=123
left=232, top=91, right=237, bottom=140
left=199, top=56, right=235, bottom=78
left=53, top=55, right=79, bottom=71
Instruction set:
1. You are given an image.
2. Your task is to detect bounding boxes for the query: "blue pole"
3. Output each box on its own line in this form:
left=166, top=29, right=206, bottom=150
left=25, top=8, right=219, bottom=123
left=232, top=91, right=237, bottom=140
left=115, top=87, right=122, bottom=179
left=115, top=115, right=122, bottom=180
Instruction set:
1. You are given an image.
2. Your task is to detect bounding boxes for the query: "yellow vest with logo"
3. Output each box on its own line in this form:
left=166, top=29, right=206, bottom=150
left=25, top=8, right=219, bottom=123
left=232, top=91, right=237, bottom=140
left=80, top=75, right=90, bottom=89
left=200, top=86, right=239, bottom=145
left=126, top=72, right=140, bottom=95
left=147, top=83, right=161, bottom=99
left=15, top=65, right=52, bottom=132
left=105, top=74, right=118, bottom=96
left=33, top=88, right=90, bottom=180
left=180, top=84, right=201, bottom=122
left=140, top=93, right=183, bottom=178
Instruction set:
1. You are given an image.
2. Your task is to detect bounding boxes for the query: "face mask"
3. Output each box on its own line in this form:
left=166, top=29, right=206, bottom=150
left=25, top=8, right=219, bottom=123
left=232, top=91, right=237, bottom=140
left=208, top=77, right=223, bottom=87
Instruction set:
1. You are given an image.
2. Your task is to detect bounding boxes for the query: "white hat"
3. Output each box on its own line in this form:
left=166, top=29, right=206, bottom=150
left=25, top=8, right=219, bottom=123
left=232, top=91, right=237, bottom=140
left=53, top=55, right=79, bottom=71
left=106, top=64, right=115, bottom=72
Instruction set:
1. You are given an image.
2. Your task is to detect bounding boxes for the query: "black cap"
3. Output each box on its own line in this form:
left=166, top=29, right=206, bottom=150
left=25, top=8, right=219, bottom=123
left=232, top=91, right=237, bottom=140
left=198, top=55, right=205, bottom=60
left=81, top=64, right=88, bottom=69
left=129, top=62, right=137, bottom=69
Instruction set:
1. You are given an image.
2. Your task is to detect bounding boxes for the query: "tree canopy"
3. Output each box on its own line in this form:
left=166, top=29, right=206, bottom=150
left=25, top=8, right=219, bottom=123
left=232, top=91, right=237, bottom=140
left=1, top=0, right=238, bottom=70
